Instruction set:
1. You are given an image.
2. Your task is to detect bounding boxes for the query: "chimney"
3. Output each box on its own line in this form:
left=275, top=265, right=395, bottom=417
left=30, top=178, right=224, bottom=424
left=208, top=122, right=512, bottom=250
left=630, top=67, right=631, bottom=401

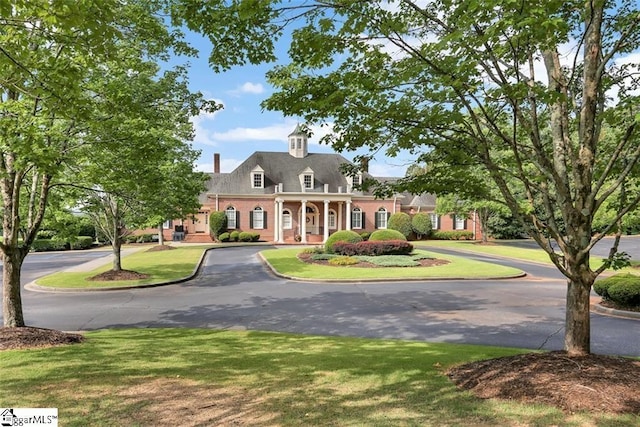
left=361, top=157, right=369, bottom=173
left=214, top=153, right=220, bottom=174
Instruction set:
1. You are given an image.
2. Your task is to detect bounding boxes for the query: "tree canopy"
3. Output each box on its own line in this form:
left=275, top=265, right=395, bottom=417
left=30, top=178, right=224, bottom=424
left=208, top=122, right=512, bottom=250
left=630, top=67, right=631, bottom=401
left=177, top=0, right=640, bottom=355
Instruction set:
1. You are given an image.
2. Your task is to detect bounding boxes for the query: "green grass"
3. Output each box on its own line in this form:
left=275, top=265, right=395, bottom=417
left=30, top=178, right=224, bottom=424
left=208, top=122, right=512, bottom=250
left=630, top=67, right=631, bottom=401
left=35, top=245, right=212, bottom=288
left=420, top=240, right=609, bottom=269
left=262, top=248, right=523, bottom=280
left=1, top=329, right=636, bottom=426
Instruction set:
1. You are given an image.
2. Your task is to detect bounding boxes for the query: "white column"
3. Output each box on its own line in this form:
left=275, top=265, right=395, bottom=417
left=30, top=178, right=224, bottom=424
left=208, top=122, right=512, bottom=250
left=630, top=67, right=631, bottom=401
left=346, top=199, right=352, bottom=230
left=277, top=199, right=285, bottom=243
left=323, top=200, right=330, bottom=243
left=301, top=199, right=307, bottom=243
left=337, top=202, right=343, bottom=231
left=273, top=199, right=280, bottom=243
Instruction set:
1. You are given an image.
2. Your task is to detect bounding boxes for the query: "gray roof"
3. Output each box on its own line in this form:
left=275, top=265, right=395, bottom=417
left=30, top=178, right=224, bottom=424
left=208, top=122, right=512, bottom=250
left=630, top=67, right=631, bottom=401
left=202, top=151, right=437, bottom=210
left=204, top=151, right=376, bottom=196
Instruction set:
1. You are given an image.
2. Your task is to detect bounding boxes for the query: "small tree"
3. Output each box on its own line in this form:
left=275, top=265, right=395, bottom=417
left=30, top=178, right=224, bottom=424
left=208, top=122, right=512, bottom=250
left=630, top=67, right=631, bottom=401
left=411, top=213, right=432, bottom=240
left=387, top=212, right=412, bottom=239
left=209, top=211, right=227, bottom=241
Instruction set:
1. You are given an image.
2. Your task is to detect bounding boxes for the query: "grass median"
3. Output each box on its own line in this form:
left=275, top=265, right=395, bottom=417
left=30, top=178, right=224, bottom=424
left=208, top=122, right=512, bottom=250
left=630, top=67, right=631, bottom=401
left=35, top=245, right=213, bottom=288
left=1, top=328, right=636, bottom=426
left=261, top=247, right=523, bottom=280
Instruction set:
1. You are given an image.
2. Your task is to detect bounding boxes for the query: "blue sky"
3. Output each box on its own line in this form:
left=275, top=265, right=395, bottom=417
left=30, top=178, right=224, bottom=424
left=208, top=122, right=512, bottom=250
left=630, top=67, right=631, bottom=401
left=180, top=32, right=411, bottom=178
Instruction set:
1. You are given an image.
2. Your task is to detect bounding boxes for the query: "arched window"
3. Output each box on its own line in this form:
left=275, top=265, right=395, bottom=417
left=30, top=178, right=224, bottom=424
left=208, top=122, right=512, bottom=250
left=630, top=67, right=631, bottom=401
left=328, top=210, right=337, bottom=230
left=375, top=208, right=388, bottom=229
left=351, top=207, right=363, bottom=229
left=225, top=206, right=237, bottom=229
left=251, top=206, right=265, bottom=229
left=282, top=209, right=292, bottom=229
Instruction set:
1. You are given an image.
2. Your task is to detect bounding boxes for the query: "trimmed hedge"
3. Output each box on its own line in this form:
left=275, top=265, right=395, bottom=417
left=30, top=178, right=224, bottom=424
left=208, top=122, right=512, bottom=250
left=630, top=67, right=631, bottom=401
left=411, top=213, right=432, bottom=239
left=359, top=231, right=371, bottom=241
left=238, top=231, right=260, bottom=242
left=230, top=230, right=240, bottom=242
left=357, top=255, right=419, bottom=267
left=325, top=230, right=363, bottom=253
left=369, top=229, right=407, bottom=242
left=218, top=232, right=231, bottom=242
left=594, top=273, right=640, bottom=307
left=31, top=239, right=69, bottom=252
left=209, top=211, right=227, bottom=239
left=333, top=240, right=413, bottom=256
left=432, top=230, right=473, bottom=240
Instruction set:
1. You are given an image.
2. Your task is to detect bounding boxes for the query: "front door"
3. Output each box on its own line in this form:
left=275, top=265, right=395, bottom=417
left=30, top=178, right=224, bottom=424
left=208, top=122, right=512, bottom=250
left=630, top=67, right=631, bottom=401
left=193, top=211, right=208, bottom=233
left=305, top=205, right=319, bottom=234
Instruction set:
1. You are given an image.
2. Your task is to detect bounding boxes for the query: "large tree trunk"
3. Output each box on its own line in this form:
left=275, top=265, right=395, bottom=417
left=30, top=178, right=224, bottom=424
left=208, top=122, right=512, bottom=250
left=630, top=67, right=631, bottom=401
left=563, top=250, right=596, bottom=356
left=158, top=223, right=165, bottom=246
left=2, top=249, right=28, bottom=327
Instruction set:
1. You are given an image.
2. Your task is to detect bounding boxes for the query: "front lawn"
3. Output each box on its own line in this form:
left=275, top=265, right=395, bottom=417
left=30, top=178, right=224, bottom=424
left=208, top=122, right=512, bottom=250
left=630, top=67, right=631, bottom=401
left=2, top=328, right=636, bottom=426
left=261, top=247, right=523, bottom=280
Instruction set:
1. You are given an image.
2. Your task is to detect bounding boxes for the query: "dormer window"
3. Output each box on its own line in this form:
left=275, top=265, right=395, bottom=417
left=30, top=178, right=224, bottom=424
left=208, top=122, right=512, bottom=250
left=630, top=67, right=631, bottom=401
left=299, top=167, right=315, bottom=191
left=251, top=165, right=264, bottom=189
left=352, top=174, right=361, bottom=187
left=304, top=174, right=313, bottom=189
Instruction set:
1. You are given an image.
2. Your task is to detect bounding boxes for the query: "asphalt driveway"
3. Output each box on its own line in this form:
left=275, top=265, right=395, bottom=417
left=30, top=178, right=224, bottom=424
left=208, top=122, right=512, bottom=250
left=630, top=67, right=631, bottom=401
left=18, top=245, right=640, bottom=357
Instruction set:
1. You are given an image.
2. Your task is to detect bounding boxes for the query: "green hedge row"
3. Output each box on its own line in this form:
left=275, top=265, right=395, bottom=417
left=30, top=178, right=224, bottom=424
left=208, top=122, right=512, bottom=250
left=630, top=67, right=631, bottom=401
left=218, top=231, right=260, bottom=242
left=31, top=236, right=95, bottom=252
left=431, top=230, right=474, bottom=240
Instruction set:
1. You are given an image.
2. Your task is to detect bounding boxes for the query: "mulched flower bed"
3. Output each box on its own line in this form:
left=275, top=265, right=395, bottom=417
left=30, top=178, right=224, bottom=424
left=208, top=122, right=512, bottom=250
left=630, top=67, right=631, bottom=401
left=0, top=327, right=84, bottom=351
left=88, top=270, right=150, bottom=281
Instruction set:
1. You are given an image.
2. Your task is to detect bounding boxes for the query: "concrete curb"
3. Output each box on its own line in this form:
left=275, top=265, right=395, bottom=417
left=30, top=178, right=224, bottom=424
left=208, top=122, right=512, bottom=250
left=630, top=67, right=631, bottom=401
left=592, top=303, right=640, bottom=320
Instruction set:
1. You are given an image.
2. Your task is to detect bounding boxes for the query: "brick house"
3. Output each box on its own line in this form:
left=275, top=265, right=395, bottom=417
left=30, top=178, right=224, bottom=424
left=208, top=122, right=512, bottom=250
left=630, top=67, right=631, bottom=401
left=159, top=126, right=481, bottom=243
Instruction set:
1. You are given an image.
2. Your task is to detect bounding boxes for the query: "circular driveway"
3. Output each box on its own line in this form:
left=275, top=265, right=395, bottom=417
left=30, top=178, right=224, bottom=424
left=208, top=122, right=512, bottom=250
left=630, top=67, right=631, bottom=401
left=20, top=246, right=640, bottom=357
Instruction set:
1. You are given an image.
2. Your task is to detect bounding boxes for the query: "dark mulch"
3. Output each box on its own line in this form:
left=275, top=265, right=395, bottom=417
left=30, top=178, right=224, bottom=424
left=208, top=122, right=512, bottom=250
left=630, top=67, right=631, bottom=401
left=146, top=244, right=177, bottom=252
left=599, top=299, right=640, bottom=313
left=447, top=351, right=640, bottom=414
left=297, top=252, right=450, bottom=268
left=88, top=269, right=150, bottom=281
left=0, top=327, right=84, bottom=351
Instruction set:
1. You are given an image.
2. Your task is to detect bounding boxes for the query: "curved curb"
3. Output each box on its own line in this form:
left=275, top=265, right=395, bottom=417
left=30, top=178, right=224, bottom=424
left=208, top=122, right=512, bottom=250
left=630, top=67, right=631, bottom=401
left=592, top=303, right=640, bottom=320
left=25, top=247, right=214, bottom=293
left=257, top=252, right=527, bottom=284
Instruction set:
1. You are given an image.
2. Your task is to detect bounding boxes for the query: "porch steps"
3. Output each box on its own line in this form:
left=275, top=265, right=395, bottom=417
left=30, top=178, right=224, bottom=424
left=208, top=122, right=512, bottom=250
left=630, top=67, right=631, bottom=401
left=183, top=233, right=214, bottom=243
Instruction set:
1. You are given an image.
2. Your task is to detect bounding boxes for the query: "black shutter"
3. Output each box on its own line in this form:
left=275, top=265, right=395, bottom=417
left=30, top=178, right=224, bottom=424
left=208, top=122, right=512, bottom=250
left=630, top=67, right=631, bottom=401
left=236, top=211, right=240, bottom=229
left=263, top=211, right=267, bottom=229
left=361, top=212, right=366, bottom=228
left=375, top=212, right=379, bottom=229
left=249, top=211, right=253, bottom=229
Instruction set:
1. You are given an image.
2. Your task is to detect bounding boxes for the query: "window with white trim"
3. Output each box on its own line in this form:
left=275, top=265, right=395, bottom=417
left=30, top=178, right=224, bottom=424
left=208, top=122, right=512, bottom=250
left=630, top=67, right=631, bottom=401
left=162, top=220, right=173, bottom=229
left=352, top=174, right=361, bottom=187
left=297, top=138, right=302, bottom=149
left=252, top=207, right=264, bottom=229
left=429, top=213, right=439, bottom=230
left=376, top=208, right=388, bottom=229
left=252, top=173, right=263, bottom=188
left=226, top=207, right=237, bottom=229
left=303, top=174, right=313, bottom=189
left=328, top=210, right=336, bottom=229
left=454, top=215, right=466, bottom=230
left=352, top=207, right=362, bottom=229
left=282, top=209, right=292, bottom=229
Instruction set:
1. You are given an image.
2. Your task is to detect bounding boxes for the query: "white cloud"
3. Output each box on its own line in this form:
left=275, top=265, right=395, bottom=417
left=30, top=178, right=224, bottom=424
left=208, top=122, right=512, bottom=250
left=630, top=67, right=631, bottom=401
left=209, top=120, right=336, bottom=146
left=228, top=82, right=265, bottom=96
left=190, top=101, right=224, bottom=146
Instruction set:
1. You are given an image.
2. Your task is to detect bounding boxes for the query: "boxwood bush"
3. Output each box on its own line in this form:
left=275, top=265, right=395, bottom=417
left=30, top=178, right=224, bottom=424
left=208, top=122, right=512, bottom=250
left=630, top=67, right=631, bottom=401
left=31, top=239, right=69, bottom=252
left=369, top=229, right=407, bottom=241
left=229, top=230, right=240, bottom=242
left=238, top=231, right=260, bottom=242
left=218, top=232, right=231, bottom=242
left=594, top=273, right=640, bottom=307
left=70, top=236, right=94, bottom=250
left=388, top=212, right=412, bottom=238
left=325, top=230, right=363, bottom=253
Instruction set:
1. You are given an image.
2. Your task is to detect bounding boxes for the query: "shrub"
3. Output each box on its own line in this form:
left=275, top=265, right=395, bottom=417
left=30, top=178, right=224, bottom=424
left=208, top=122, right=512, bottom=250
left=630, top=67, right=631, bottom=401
left=250, top=232, right=260, bottom=242
left=70, top=236, right=94, bottom=250
left=359, top=231, right=371, bottom=241
left=218, top=232, right=231, bottom=242
left=230, top=231, right=240, bottom=242
left=209, top=211, right=228, bottom=239
left=387, top=212, right=412, bottom=238
left=432, top=230, right=473, bottom=240
left=411, top=213, right=432, bottom=240
left=328, top=256, right=359, bottom=266
left=594, top=273, right=640, bottom=307
left=608, top=281, right=640, bottom=307
left=325, top=230, right=363, bottom=253
left=333, top=240, right=413, bottom=256
left=136, top=233, right=154, bottom=243
left=311, top=253, right=338, bottom=261
left=238, top=231, right=254, bottom=242
left=124, top=235, right=138, bottom=244
left=301, top=246, right=324, bottom=254
left=31, top=239, right=68, bottom=252
left=369, top=229, right=407, bottom=242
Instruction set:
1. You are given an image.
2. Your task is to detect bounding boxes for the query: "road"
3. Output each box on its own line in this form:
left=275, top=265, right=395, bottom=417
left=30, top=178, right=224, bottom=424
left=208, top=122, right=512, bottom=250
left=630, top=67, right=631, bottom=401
left=10, top=245, right=639, bottom=357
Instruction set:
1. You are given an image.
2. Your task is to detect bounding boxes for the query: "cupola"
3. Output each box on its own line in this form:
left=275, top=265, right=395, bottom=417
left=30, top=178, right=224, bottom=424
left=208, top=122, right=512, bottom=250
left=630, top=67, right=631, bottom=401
left=288, top=124, right=308, bottom=158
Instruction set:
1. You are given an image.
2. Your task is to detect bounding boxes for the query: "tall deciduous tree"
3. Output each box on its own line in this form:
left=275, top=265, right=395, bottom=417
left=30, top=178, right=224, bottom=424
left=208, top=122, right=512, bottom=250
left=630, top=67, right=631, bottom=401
left=0, top=0, right=200, bottom=327
left=177, top=0, right=640, bottom=355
